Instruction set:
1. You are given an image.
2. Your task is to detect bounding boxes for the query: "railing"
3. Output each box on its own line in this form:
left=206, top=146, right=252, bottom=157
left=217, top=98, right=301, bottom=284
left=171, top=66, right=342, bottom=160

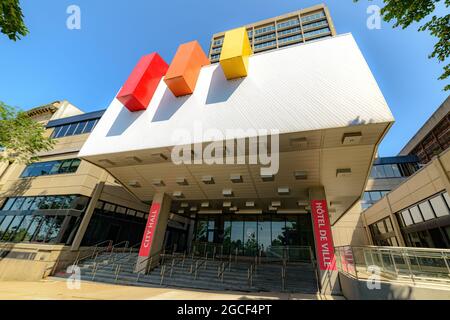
left=74, top=240, right=113, bottom=266
left=335, top=245, right=450, bottom=285
left=109, top=241, right=129, bottom=258
left=135, top=250, right=162, bottom=282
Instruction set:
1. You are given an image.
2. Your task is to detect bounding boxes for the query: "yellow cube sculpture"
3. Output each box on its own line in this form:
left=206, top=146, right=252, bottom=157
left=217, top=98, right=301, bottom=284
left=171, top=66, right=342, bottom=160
left=219, top=27, right=253, bottom=80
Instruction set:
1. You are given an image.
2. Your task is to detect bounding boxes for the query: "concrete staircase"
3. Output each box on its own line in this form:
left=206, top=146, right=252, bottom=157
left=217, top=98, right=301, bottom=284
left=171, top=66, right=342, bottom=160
left=53, top=252, right=319, bottom=294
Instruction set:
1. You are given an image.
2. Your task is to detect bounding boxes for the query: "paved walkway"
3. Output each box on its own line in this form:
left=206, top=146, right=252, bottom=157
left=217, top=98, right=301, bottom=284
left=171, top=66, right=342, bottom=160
left=0, top=279, right=344, bottom=300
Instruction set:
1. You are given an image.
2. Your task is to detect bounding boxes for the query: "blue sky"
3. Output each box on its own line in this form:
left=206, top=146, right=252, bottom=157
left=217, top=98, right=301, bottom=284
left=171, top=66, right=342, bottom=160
left=0, top=0, right=448, bottom=156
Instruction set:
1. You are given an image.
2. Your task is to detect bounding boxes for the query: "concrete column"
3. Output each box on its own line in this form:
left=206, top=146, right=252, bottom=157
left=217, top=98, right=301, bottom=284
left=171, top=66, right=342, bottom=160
left=135, top=192, right=172, bottom=273
left=309, top=187, right=341, bottom=295
left=70, top=172, right=108, bottom=251
left=186, top=217, right=196, bottom=253
left=434, top=155, right=450, bottom=193
left=384, top=196, right=406, bottom=246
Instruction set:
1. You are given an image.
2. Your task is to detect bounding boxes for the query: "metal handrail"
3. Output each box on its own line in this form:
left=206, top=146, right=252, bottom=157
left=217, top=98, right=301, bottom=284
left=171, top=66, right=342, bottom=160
left=111, top=243, right=140, bottom=265
left=135, top=249, right=163, bottom=282
left=217, top=260, right=231, bottom=282
left=192, top=258, right=207, bottom=280
left=109, top=240, right=129, bottom=257
left=247, top=264, right=254, bottom=287
left=335, top=245, right=450, bottom=284
left=74, top=240, right=113, bottom=266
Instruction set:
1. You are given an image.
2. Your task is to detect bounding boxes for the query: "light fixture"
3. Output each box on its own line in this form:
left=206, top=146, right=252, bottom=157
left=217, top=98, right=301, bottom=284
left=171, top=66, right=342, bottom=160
left=261, top=174, right=274, bottom=182
left=223, top=201, right=232, bottom=208
left=202, top=176, right=215, bottom=184
left=336, top=168, right=352, bottom=177
left=190, top=206, right=198, bottom=212
left=125, top=156, right=142, bottom=163
left=297, top=200, right=309, bottom=207
left=222, top=189, right=234, bottom=197
left=289, top=137, right=308, bottom=148
left=128, top=180, right=141, bottom=188
left=176, top=177, right=188, bottom=186
left=246, top=201, right=255, bottom=207
left=342, top=132, right=362, bottom=145
left=294, top=171, right=308, bottom=180
left=152, top=179, right=165, bottom=187
left=173, top=191, right=184, bottom=198
left=272, top=201, right=282, bottom=207
left=99, top=159, right=116, bottom=166
left=151, top=153, right=168, bottom=161
left=230, top=174, right=243, bottom=183
left=201, top=202, right=210, bottom=208
left=180, top=202, right=189, bottom=208
left=278, top=187, right=290, bottom=195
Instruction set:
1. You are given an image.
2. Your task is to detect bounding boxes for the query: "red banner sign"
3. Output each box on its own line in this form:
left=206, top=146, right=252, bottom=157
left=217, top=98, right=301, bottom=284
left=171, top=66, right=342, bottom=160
left=138, top=202, right=161, bottom=257
left=311, top=200, right=337, bottom=271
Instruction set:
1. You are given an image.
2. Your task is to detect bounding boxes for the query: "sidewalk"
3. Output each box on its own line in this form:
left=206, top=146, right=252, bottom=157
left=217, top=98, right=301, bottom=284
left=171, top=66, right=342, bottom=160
left=0, top=279, right=344, bottom=300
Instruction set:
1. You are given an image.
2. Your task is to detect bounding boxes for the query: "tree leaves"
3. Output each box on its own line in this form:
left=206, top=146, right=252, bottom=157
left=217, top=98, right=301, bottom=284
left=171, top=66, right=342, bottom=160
left=354, top=0, right=449, bottom=91
left=0, top=101, right=54, bottom=164
left=0, top=0, right=28, bottom=41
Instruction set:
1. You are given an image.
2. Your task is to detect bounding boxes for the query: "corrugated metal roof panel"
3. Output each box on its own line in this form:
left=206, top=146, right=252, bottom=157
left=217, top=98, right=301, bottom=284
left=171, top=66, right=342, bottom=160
left=79, top=34, right=394, bottom=158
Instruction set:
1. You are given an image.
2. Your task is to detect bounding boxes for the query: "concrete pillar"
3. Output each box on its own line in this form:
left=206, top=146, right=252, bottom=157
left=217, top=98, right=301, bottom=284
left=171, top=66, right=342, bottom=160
left=186, top=217, right=196, bottom=253
left=434, top=155, right=450, bottom=193
left=70, top=172, right=108, bottom=251
left=309, top=187, right=341, bottom=295
left=135, top=192, right=172, bottom=273
left=384, top=196, right=406, bottom=246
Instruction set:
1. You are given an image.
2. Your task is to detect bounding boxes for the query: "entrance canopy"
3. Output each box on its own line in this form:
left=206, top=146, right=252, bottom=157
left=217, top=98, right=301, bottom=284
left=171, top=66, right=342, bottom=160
left=79, top=34, right=394, bottom=222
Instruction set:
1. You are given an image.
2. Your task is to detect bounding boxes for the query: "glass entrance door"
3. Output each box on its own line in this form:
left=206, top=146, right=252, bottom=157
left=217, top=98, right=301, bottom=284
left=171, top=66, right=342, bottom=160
left=193, top=214, right=314, bottom=257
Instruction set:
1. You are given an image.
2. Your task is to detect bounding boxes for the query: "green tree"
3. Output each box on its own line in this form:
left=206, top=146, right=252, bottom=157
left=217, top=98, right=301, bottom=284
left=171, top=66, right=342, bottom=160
left=0, top=0, right=28, bottom=41
left=0, top=101, right=54, bottom=164
left=356, top=0, right=449, bottom=91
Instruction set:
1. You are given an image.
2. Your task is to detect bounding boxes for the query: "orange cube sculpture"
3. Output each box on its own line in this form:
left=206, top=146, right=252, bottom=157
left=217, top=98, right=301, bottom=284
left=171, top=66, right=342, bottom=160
left=164, top=41, right=210, bottom=97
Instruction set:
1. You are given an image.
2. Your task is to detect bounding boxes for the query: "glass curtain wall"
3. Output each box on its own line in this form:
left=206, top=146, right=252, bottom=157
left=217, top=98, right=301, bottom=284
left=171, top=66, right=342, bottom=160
left=194, top=214, right=314, bottom=256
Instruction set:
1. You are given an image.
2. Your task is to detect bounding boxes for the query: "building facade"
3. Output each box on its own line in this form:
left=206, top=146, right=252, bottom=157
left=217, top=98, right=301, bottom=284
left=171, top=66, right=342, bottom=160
left=362, top=96, right=450, bottom=248
left=208, top=4, right=336, bottom=63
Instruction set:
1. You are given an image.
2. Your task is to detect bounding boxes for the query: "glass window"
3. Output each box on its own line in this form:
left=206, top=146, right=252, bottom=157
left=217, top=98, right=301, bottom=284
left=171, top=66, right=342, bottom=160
left=24, top=216, right=42, bottom=241
left=73, top=121, right=87, bottom=135
left=402, top=210, right=414, bottom=226
left=419, top=201, right=435, bottom=221
left=50, top=196, right=66, bottom=209
left=1, top=215, right=24, bottom=241
left=12, top=215, right=34, bottom=242
left=430, top=195, right=450, bottom=217
left=11, top=197, right=25, bottom=210
left=21, top=198, right=35, bottom=211
left=243, top=217, right=257, bottom=256
left=383, top=164, right=395, bottom=177
left=56, top=124, right=70, bottom=138
left=443, top=192, right=450, bottom=208
left=377, top=221, right=387, bottom=234
left=65, top=123, right=78, bottom=136
left=30, top=197, right=44, bottom=210
left=391, top=164, right=402, bottom=177
left=370, top=191, right=382, bottom=202
left=83, top=120, right=97, bottom=134
left=116, top=206, right=127, bottom=214
left=257, top=217, right=271, bottom=254
left=34, top=216, right=55, bottom=242
left=39, top=196, right=55, bottom=210
left=230, top=220, right=244, bottom=253
left=46, top=216, right=65, bottom=243
left=51, top=126, right=62, bottom=138
left=58, top=160, right=73, bottom=173
left=271, top=217, right=285, bottom=246
left=2, top=198, right=16, bottom=211
left=410, top=206, right=423, bottom=224
left=68, top=159, right=81, bottom=173
left=0, top=216, right=14, bottom=239
left=363, top=192, right=371, bottom=201
left=195, top=219, right=208, bottom=242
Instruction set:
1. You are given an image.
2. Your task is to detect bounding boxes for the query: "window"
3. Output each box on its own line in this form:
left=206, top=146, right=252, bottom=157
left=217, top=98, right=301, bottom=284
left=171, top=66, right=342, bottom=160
left=430, top=195, right=450, bottom=217
left=409, top=206, right=423, bottom=224
left=254, top=40, right=277, bottom=50
left=50, top=119, right=99, bottom=138
left=277, top=18, right=300, bottom=29
left=302, top=20, right=328, bottom=31
left=278, top=27, right=301, bottom=37
left=254, top=33, right=276, bottom=42
left=370, top=164, right=403, bottom=178
left=21, top=159, right=81, bottom=178
left=254, top=24, right=276, bottom=35
left=303, top=27, right=330, bottom=39
left=278, top=34, right=303, bottom=45
left=419, top=202, right=435, bottom=221
left=301, top=11, right=326, bottom=23
left=401, top=210, right=414, bottom=226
